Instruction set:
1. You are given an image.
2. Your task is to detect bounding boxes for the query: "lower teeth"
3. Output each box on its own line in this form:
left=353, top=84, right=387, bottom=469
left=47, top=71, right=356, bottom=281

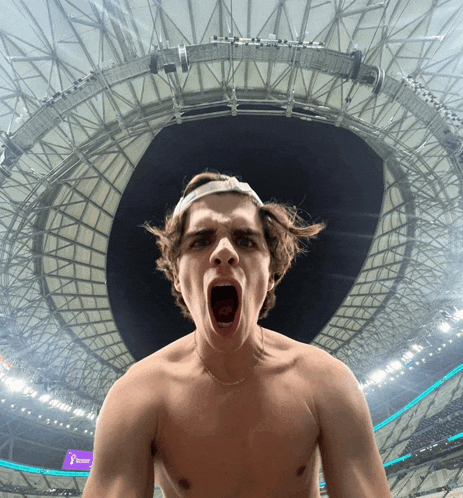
left=217, top=322, right=233, bottom=327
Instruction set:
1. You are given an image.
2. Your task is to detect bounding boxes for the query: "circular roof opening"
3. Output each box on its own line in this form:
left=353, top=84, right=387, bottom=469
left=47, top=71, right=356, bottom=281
left=107, top=114, right=383, bottom=359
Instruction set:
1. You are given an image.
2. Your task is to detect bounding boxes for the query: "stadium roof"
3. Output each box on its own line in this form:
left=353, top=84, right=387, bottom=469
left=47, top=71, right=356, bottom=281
left=1, top=0, right=463, bottom=465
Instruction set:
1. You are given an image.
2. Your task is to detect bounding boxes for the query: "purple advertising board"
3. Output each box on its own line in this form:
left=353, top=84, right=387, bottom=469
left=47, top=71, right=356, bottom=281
left=62, top=450, right=93, bottom=471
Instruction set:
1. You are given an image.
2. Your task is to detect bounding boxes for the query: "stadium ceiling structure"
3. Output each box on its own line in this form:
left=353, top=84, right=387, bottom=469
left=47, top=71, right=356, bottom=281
left=1, top=0, right=463, bottom=441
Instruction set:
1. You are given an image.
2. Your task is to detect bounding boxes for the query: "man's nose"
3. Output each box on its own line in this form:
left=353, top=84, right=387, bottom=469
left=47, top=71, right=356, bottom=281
left=210, top=237, right=239, bottom=266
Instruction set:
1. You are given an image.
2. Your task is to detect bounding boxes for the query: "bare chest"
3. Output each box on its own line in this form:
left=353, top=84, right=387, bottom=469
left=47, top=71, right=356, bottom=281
left=154, top=362, right=321, bottom=497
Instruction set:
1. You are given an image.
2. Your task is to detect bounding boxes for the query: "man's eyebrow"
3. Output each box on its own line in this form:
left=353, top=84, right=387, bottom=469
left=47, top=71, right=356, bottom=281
left=184, top=227, right=262, bottom=240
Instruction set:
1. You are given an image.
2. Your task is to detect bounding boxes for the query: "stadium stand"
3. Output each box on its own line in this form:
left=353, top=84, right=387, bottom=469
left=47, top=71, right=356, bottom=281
left=318, top=369, right=463, bottom=496
left=0, top=466, right=88, bottom=496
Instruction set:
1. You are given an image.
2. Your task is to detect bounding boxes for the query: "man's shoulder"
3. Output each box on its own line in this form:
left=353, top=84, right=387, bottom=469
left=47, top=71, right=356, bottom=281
left=299, top=342, right=339, bottom=373
left=300, top=345, right=362, bottom=409
left=123, top=335, right=193, bottom=386
left=120, top=350, right=171, bottom=402
left=298, top=343, right=351, bottom=395
left=125, top=353, right=166, bottom=382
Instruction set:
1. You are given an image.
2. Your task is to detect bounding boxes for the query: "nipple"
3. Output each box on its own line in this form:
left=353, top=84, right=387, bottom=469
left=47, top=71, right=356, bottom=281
left=296, top=465, right=306, bottom=477
left=179, top=478, right=191, bottom=490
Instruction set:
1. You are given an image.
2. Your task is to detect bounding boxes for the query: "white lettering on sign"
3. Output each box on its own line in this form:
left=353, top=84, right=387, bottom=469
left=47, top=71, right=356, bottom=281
left=70, top=454, right=91, bottom=465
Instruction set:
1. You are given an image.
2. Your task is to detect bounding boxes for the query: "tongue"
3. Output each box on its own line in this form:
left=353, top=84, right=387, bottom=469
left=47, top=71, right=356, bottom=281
left=212, top=298, right=236, bottom=322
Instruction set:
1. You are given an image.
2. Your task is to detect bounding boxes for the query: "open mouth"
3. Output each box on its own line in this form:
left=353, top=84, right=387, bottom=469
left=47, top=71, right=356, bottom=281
left=209, top=284, right=240, bottom=332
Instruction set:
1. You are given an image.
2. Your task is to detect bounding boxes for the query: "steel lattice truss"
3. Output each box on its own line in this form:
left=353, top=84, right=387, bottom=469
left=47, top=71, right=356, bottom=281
left=1, top=0, right=463, bottom=472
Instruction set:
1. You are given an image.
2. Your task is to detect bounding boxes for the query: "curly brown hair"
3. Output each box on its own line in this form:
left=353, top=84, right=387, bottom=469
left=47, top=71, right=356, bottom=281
left=143, top=170, right=326, bottom=323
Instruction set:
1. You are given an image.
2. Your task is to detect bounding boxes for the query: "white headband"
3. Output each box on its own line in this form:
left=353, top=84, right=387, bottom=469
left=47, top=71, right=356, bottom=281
left=172, top=177, right=264, bottom=218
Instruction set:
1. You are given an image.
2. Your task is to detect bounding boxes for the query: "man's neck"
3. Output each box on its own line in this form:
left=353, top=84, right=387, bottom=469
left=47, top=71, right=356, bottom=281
left=194, top=325, right=264, bottom=383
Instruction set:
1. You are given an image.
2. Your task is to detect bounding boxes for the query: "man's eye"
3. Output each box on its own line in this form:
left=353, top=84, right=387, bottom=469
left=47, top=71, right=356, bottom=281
left=191, top=239, right=208, bottom=248
left=191, top=238, right=254, bottom=248
left=239, top=238, right=254, bottom=247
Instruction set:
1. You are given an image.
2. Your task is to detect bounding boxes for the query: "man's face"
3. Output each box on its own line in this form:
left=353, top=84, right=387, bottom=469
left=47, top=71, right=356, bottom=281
left=173, top=193, right=275, bottom=339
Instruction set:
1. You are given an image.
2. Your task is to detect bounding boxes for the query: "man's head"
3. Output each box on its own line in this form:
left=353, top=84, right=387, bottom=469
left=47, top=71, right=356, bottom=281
left=172, top=192, right=275, bottom=338
left=144, top=170, right=325, bottom=324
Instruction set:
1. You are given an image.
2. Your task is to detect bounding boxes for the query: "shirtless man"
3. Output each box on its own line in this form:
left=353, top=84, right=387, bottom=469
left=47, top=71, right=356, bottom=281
left=83, top=172, right=391, bottom=497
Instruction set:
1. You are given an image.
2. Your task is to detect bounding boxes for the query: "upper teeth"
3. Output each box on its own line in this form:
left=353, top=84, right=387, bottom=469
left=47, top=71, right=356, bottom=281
left=215, top=283, right=234, bottom=287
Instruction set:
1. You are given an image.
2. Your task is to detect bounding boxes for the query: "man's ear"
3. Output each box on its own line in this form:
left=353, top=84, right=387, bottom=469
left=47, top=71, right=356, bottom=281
left=172, top=261, right=181, bottom=293
left=173, top=270, right=181, bottom=293
left=268, top=273, right=275, bottom=293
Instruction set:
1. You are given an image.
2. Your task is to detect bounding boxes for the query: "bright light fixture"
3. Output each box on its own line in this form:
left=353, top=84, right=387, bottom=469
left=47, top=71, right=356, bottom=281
left=4, top=377, right=25, bottom=393
left=371, top=370, right=387, bottom=383
left=389, top=360, right=402, bottom=371
left=440, top=322, right=451, bottom=332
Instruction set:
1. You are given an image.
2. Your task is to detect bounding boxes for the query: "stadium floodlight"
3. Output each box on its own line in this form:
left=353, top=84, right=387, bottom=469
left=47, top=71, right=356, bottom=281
left=440, top=322, right=451, bottom=332
left=389, top=360, right=403, bottom=371
left=371, top=370, right=387, bottom=383
left=4, top=377, right=25, bottom=393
